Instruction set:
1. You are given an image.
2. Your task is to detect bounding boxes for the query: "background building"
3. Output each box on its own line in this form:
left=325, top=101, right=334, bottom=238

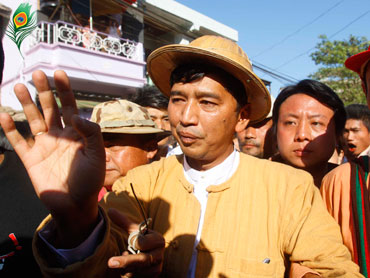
left=1, top=0, right=269, bottom=117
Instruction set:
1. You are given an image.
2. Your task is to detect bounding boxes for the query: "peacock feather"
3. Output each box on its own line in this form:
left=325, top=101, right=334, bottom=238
left=5, top=3, right=37, bottom=59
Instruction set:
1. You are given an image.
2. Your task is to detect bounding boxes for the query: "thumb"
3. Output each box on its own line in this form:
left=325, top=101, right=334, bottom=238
left=108, top=208, right=139, bottom=234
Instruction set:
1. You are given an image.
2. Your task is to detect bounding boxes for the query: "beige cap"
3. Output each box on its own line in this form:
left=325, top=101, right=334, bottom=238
left=0, top=106, right=26, bottom=121
left=90, top=100, right=170, bottom=138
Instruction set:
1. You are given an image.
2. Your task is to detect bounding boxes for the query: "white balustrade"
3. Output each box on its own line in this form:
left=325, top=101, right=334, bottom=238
left=29, top=21, right=139, bottom=60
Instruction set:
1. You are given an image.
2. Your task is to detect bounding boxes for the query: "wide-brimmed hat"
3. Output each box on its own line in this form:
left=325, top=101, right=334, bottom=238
left=266, top=95, right=275, bottom=118
left=345, top=45, right=370, bottom=79
left=147, top=35, right=271, bottom=123
left=90, top=100, right=170, bottom=140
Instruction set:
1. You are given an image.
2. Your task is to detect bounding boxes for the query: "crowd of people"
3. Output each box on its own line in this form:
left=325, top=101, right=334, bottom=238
left=1, top=8, right=370, bottom=278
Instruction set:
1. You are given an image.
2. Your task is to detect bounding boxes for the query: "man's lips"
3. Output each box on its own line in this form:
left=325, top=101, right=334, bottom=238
left=293, top=148, right=312, bottom=157
left=243, top=143, right=257, bottom=149
left=347, top=143, right=356, bottom=152
left=178, top=131, right=198, bottom=144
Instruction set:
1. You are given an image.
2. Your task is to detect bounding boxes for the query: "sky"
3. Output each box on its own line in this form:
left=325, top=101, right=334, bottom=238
left=176, top=0, right=370, bottom=97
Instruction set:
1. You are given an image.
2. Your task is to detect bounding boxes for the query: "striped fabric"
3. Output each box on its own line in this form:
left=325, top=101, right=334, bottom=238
left=350, top=156, right=370, bottom=277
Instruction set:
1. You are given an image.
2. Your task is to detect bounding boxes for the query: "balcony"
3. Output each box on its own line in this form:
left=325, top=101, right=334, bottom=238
left=1, top=21, right=146, bottom=110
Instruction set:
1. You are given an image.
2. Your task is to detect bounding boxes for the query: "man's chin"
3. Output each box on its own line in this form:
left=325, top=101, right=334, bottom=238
left=241, top=147, right=260, bottom=157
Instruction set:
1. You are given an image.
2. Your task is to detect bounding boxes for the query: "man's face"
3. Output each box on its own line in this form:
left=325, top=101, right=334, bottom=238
left=103, top=134, right=154, bottom=189
left=342, top=119, right=370, bottom=160
left=237, top=118, right=273, bottom=158
left=145, top=107, right=170, bottom=147
left=276, top=93, right=337, bottom=170
left=168, top=74, right=247, bottom=170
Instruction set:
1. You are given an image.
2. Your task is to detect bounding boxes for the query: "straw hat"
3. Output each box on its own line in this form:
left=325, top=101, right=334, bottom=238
left=147, top=35, right=271, bottom=123
left=345, top=45, right=370, bottom=79
left=90, top=99, right=170, bottom=140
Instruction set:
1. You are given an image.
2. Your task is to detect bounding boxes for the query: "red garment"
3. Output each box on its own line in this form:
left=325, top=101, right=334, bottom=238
left=98, top=187, right=107, bottom=202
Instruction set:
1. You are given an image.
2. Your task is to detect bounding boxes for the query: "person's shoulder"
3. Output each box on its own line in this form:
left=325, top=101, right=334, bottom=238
left=128, top=154, right=183, bottom=176
left=321, top=162, right=352, bottom=193
left=237, top=153, right=316, bottom=203
left=239, top=152, right=311, bottom=178
left=324, top=162, right=351, bottom=181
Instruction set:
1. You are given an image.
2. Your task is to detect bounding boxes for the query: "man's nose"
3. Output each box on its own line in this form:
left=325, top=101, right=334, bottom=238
left=245, top=126, right=257, bottom=139
left=347, top=131, right=355, bottom=141
left=180, top=100, right=198, bottom=126
left=105, top=148, right=111, bottom=162
left=294, top=121, right=311, bottom=142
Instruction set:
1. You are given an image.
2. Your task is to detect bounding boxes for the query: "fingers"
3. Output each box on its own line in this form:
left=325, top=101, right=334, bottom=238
left=108, top=208, right=139, bottom=234
left=0, top=113, right=31, bottom=156
left=135, top=230, right=165, bottom=252
left=53, top=70, right=78, bottom=126
left=71, top=115, right=105, bottom=160
left=14, top=82, right=47, bottom=136
left=107, top=209, right=165, bottom=277
left=108, top=249, right=163, bottom=277
left=32, top=70, right=63, bottom=130
left=108, top=208, right=165, bottom=251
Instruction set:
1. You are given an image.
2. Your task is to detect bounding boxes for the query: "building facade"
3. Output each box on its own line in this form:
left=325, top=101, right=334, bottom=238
left=1, top=0, right=259, bottom=117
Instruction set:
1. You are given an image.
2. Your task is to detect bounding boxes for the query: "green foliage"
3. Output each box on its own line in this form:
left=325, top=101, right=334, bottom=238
left=309, top=35, right=369, bottom=105
left=5, top=3, right=37, bottom=59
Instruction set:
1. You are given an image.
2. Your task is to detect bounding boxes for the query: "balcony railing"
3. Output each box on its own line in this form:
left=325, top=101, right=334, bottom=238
left=29, top=21, right=141, bottom=60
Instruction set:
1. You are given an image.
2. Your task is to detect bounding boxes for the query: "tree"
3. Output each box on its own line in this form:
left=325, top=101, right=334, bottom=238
left=309, top=35, right=369, bottom=105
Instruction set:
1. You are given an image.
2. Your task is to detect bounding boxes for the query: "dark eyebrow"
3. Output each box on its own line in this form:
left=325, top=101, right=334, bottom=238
left=281, top=113, right=329, bottom=120
left=170, top=90, right=184, bottom=97
left=307, top=114, right=329, bottom=120
left=282, top=113, right=299, bottom=119
left=195, top=91, right=221, bottom=100
left=169, top=90, right=221, bottom=100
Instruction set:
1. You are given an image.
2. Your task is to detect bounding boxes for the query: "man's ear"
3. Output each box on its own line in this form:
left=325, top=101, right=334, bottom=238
left=235, top=104, right=250, bottom=133
left=145, top=140, right=159, bottom=161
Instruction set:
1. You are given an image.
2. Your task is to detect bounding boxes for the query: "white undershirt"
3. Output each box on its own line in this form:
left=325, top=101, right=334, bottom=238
left=359, top=145, right=370, bottom=157
left=183, top=149, right=240, bottom=278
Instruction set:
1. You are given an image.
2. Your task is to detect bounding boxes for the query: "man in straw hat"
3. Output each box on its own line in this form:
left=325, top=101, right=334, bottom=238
left=320, top=46, right=370, bottom=276
left=90, top=99, right=170, bottom=199
left=0, top=36, right=362, bottom=277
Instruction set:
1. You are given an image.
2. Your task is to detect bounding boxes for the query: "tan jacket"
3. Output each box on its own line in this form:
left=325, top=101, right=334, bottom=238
left=34, top=153, right=362, bottom=277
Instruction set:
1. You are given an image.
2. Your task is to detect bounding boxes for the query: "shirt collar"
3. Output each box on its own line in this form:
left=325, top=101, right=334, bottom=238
left=359, top=145, right=370, bottom=157
left=183, top=148, right=239, bottom=186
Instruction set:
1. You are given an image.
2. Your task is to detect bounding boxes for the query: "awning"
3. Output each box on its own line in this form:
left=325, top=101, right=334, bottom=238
left=71, top=0, right=137, bottom=17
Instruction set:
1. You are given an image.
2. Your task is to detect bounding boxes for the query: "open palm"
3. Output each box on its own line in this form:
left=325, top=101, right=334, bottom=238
left=0, top=70, right=105, bottom=245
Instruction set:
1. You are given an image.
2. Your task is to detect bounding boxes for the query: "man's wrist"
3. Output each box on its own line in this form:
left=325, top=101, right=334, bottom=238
left=52, top=200, right=100, bottom=248
left=38, top=208, right=105, bottom=266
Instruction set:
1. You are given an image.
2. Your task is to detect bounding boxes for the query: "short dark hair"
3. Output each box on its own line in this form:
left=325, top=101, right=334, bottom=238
left=272, top=79, right=346, bottom=136
left=170, top=64, right=248, bottom=110
left=0, top=121, right=32, bottom=152
left=345, top=104, right=370, bottom=131
left=130, top=85, right=169, bottom=110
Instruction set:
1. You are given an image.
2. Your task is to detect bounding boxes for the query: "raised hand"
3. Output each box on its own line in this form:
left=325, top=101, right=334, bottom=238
left=0, top=70, right=105, bottom=247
